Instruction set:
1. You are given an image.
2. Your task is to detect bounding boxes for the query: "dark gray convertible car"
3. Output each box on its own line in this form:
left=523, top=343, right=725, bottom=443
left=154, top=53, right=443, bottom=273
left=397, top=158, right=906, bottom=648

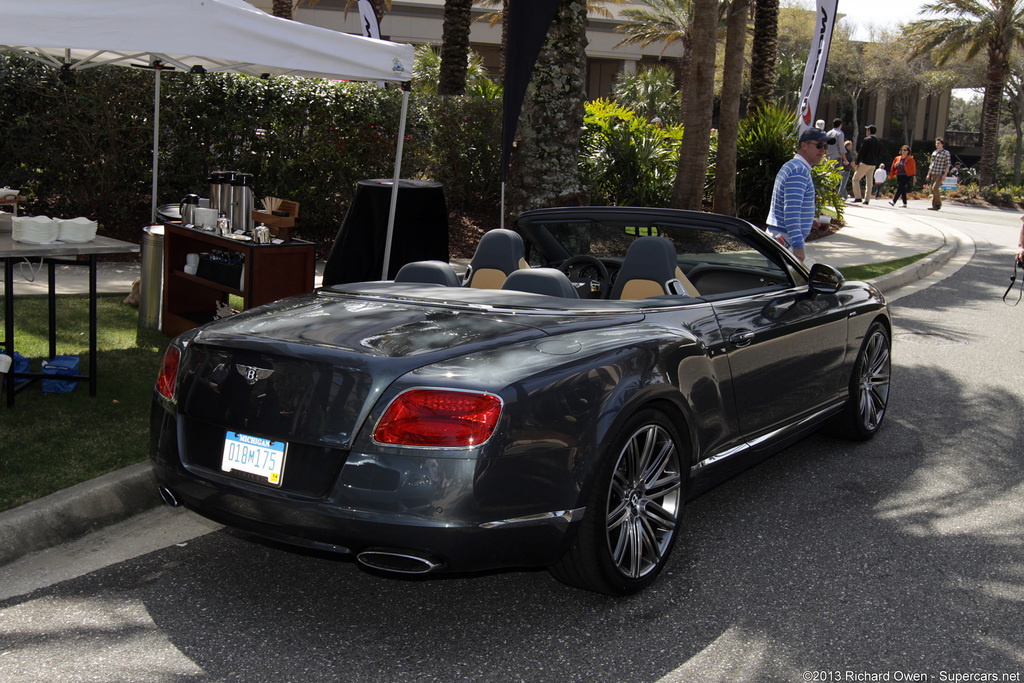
left=150, top=207, right=891, bottom=595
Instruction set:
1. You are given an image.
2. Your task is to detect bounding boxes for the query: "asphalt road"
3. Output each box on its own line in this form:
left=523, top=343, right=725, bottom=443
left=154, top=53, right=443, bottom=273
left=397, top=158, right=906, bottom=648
left=1, top=207, right=1023, bottom=682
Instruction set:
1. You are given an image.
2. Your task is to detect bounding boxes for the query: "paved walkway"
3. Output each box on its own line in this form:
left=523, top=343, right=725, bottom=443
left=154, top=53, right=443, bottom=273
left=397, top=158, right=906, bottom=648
left=1, top=199, right=1010, bottom=569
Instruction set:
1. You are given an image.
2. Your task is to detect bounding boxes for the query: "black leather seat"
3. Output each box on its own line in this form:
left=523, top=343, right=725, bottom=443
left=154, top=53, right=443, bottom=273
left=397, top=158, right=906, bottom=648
left=464, top=229, right=528, bottom=289
left=394, top=260, right=462, bottom=287
left=500, top=268, right=579, bottom=298
left=609, top=236, right=700, bottom=300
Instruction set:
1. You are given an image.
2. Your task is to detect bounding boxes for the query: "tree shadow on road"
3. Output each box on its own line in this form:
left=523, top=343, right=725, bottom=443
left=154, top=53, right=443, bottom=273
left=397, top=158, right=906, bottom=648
left=1, top=364, right=1023, bottom=682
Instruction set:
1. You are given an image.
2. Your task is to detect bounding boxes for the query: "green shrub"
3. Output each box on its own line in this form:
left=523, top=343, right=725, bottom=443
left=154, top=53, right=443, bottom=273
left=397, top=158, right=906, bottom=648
left=611, top=66, right=681, bottom=126
left=813, top=159, right=845, bottom=220
left=416, top=96, right=502, bottom=209
left=411, top=44, right=501, bottom=99
left=979, top=183, right=1021, bottom=207
left=735, top=103, right=797, bottom=222
left=579, top=99, right=683, bottom=207
left=0, top=55, right=154, bottom=225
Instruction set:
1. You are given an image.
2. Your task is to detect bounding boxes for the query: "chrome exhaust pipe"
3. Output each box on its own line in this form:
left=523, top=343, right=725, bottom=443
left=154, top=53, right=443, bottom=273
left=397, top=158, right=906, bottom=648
left=159, top=486, right=181, bottom=507
left=356, top=549, right=443, bottom=575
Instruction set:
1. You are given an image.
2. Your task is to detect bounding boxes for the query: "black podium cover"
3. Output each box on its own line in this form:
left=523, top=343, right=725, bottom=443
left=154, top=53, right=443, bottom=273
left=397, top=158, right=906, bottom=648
left=322, top=179, right=449, bottom=286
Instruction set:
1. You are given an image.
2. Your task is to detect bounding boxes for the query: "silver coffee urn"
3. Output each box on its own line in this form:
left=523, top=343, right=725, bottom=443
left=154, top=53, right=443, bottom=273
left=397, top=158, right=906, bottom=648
left=230, top=172, right=255, bottom=233
left=208, top=171, right=235, bottom=217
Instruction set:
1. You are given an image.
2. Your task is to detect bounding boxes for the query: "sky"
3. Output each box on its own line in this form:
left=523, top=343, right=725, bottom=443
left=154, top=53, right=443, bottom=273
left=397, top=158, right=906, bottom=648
left=836, top=0, right=930, bottom=41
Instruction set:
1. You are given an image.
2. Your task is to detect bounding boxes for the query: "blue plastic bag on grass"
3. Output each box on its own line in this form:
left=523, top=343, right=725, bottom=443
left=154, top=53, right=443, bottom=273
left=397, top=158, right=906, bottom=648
left=42, top=355, right=80, bottom=393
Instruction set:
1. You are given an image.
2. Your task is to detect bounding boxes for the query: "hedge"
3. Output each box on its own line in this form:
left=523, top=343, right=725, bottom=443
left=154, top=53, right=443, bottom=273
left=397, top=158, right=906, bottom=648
left=0, top=53, right=502, bottom=252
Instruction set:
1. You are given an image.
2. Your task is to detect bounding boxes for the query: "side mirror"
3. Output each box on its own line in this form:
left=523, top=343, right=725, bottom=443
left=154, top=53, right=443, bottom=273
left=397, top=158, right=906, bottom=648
left=808, top=263, right=845, bottom=295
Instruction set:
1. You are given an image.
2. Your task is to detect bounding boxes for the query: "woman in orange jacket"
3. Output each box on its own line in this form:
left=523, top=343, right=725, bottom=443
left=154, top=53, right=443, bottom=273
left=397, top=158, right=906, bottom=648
left=889, top=145, right=916, bottom=207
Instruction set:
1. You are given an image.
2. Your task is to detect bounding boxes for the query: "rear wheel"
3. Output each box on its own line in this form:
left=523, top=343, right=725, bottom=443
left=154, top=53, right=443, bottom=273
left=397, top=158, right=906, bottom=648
left=550, top=408, right=685, bottom=595
left=835, top=321, right=891, bottom=440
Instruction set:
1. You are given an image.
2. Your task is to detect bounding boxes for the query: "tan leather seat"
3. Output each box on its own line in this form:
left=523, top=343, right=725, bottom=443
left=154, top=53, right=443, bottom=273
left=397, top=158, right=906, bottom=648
left=465, top=229, right=528, bottom=289
left=610, top=236, right=699, bottom=299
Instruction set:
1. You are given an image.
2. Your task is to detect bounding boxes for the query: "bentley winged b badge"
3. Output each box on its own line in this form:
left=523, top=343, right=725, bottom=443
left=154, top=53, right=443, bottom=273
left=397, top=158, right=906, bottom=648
left=236, top=364, right=274, bottom=385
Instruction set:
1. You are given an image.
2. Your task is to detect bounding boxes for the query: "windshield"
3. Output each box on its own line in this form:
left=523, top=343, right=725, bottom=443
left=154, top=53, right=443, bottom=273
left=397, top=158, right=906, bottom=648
left=527, top=217, right=791, bottom=284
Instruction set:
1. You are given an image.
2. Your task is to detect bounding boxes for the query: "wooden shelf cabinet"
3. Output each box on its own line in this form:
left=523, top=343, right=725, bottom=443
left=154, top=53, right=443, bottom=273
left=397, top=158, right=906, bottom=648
left=162, top=223, right=316, bottom=337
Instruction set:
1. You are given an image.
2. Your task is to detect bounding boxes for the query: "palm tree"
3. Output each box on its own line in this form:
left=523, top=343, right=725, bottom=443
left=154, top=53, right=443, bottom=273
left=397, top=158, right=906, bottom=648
left=611, top=65, right=681, bottom=124
left=748, top=0, right=779, bottom=113
left=506, top=0, right=589, bottom=221
left=906, top=0, right=1024, bottom=186
left=438, top=0, right=475, bottom=95
left=616, top=0, right=694, bottom=123
left=272, top=0, right=294, bottom=19
left=714, top=0, right=751, bottom=215
left=673, top=0, right=717, bottom=210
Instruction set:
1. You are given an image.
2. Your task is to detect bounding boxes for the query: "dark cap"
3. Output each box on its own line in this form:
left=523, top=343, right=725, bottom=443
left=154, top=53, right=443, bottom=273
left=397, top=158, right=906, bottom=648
left=799, top=128, right=835, bottom=144
left=866, top=124, right=877, bottom=133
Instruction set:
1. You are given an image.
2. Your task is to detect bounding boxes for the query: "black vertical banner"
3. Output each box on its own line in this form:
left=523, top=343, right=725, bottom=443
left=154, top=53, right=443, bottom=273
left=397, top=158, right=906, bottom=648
left=501, top=0, right=560, bottom=183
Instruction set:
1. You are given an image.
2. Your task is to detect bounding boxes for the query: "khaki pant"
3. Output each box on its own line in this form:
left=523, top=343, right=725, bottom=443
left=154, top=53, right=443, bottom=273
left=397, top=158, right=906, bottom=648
left=852, top=164, right=875, bottom=201
left=929, top=175, right=944, bottom=209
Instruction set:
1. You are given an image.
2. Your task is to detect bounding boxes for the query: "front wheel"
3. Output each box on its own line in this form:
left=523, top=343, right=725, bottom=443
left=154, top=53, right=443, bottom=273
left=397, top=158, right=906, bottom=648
left=834, top=321, right=891, bottom=440
left=550, top=408, right=686, bottom=595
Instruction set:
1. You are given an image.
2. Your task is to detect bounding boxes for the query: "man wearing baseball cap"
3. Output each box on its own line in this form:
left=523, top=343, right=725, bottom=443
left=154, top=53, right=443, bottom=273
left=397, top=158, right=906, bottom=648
left=765, top=127, right=832, bottom=262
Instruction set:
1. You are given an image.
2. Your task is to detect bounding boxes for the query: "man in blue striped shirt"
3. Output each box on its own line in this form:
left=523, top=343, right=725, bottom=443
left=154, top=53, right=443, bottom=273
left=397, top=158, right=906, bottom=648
left=766, top=127, right=830, bottom=262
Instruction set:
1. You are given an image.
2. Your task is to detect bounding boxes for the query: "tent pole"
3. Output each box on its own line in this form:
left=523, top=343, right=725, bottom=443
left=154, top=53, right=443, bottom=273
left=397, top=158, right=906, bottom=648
left=150, top=66, right=161, bottom=224
left=381, top=83, right=410, bottom=281
left=500, top=182, right=505, bottom=229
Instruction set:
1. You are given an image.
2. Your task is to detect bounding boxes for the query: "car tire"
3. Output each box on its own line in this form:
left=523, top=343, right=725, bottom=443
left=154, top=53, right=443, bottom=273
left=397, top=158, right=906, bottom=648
left=549, top=408, right=686, bottom=595
left=834, top=321, right=891, bottom=440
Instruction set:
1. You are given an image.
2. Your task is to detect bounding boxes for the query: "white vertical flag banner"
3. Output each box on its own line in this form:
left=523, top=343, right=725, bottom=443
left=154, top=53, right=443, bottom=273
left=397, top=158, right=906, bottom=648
left=357, top=0, right=384, bottom=87
left=357, top=0, right=381, bottom=40
left=796, top=0, right=839, bottom=135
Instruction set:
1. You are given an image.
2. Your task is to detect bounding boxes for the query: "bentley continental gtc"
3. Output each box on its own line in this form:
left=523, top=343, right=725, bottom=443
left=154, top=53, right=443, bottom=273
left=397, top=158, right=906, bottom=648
left=150, top=206, right=892, bottom=595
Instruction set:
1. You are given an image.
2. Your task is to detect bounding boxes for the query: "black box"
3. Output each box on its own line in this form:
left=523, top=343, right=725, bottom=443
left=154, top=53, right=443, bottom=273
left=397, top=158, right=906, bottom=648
left=196, top=256, right=243, bottom=289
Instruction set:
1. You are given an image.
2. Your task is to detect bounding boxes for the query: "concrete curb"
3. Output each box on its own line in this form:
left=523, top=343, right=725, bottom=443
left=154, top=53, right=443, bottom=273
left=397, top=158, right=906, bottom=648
left=0, top=461, right=161, bottom=567
left=867, top=228, right=960, bottom=295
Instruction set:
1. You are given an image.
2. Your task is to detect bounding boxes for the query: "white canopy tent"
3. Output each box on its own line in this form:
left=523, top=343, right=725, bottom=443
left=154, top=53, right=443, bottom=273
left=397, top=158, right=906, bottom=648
left=0, top=0, right=416, bottom=277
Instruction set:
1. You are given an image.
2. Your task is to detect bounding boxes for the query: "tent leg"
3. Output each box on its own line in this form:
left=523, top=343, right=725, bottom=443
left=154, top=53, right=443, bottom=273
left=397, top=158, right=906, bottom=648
left=151, top=67, right=161, bottom=224
left=500, top=182, right=505, bottom=229
left=381, top=85, right=411, bottom=281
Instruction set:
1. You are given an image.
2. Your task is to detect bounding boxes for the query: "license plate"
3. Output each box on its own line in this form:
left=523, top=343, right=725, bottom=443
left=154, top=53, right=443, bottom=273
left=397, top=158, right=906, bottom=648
left=221, top=431, right=286, bottom=487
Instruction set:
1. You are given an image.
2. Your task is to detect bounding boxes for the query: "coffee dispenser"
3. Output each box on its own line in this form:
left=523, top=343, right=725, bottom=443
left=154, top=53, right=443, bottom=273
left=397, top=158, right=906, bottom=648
left=230, top=173, right=255, bottom=233
left=179, top=194, right=200, bottom=226
left=208, top=171, right=235, bottom=217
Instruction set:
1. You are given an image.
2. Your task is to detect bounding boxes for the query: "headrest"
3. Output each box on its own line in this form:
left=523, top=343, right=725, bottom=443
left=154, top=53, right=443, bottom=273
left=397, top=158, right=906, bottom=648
left=501, top=268, right=579, bottom=298
left=394, top=260, right=461, bottom=287
left=610, top=236, right=680, bottom=299
left=469, top=229, right=525, bottom=271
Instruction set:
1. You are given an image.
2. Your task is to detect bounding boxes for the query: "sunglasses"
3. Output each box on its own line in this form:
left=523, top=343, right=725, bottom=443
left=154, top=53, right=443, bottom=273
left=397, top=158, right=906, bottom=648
left=814, top=142, right=827, bottom=149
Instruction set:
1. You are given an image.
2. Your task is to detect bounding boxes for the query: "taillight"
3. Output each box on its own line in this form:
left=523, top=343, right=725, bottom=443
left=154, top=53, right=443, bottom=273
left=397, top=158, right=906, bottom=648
left=156, top=346, right=180, bottom=401
left=373, top=389, right=502, bottom=447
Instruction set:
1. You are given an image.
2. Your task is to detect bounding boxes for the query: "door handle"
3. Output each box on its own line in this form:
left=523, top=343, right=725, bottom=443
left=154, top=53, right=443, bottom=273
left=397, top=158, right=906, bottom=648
left=728, top=331, right=755, bottom=347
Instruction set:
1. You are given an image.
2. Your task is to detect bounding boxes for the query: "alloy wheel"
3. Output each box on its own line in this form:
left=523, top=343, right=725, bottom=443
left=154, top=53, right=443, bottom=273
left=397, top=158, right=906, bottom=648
left=605, top=424, right=682, bottom=579
left=857, top=329, right=891, bottom=432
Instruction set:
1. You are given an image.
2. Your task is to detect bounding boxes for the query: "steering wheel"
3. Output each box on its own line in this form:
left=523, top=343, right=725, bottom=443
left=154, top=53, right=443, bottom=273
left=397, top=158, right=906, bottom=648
left=558, top=255, right=610, bottom=299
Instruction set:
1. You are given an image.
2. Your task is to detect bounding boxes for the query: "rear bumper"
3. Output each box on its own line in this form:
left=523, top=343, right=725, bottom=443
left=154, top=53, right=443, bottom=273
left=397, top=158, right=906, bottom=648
left=150, top=401, right=584, bottom=573
left=152, top=459, right=580, bottom=572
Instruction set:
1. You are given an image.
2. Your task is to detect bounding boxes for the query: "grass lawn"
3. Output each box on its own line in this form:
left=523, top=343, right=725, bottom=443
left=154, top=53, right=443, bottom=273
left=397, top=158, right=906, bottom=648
left=0, top=294, right=168, bottom=512
left=839, top=251, right=933, bottom=282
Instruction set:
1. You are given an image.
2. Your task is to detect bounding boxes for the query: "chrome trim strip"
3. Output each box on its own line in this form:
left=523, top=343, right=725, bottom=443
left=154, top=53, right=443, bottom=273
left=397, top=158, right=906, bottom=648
left=690, top=401, right=846, bottom=474
left=690, top=442, right=751, bottom=472
left=480, top=507, right=586, bottom=530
